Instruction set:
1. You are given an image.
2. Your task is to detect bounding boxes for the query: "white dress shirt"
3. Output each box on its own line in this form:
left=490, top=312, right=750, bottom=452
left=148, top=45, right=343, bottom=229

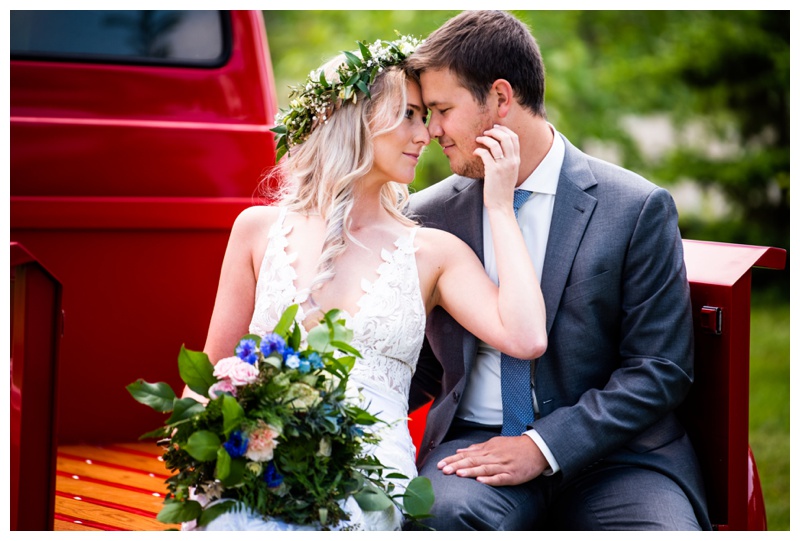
left=455, top=125, right=564, bottom=473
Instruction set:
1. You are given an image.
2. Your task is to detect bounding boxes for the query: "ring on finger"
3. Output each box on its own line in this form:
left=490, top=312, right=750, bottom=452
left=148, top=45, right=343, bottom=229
left=496, top=153, right=505, bottom=160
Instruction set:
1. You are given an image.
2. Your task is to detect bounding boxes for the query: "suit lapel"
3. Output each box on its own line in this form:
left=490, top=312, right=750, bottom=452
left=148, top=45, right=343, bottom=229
left=444, top=176, right=485, bottom=264
left=541, top=137, right=598, bottom=334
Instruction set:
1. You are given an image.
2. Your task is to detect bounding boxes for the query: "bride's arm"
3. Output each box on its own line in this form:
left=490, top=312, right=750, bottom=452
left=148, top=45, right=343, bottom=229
left=431, top=126, right=546, bottom=360
left=181, top=206, right=270, bottom=398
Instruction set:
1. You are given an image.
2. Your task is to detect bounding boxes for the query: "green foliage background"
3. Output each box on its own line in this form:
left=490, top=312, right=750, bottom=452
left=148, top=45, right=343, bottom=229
left=261, top=11, right=790, bottom=530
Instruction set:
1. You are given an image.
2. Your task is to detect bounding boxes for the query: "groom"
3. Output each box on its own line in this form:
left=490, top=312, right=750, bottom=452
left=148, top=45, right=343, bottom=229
left=406, top=11, right=711, bottom=530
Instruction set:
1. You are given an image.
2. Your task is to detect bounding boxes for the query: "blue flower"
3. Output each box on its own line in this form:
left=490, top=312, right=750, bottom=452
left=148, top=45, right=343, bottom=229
left=235, top=339, right=259, bottom=365
left=281, top=346, right=295, bottom=361
left=285, top=353, right=300, bottom=370
left=264, top=461, right=283, bottom=488
left=223, top=430, right=249, bottom=458
left=260, top=333, right=286, bottom=357
left=298, top=358, right=311, bottom=374
left=307, top=352, right=323, bottom=370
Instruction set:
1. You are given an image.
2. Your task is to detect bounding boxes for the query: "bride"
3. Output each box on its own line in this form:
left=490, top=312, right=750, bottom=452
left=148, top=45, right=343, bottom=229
left=186, top=35, right=547, bottom=530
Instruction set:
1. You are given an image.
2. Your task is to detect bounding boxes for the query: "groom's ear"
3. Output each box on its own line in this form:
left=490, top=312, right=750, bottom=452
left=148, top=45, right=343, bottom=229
left=491, top=79, right=514, bottom=119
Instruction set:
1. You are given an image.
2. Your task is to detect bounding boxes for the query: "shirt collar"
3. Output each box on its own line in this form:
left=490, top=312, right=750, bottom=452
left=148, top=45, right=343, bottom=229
left=517, top=123, right=563, bottom=196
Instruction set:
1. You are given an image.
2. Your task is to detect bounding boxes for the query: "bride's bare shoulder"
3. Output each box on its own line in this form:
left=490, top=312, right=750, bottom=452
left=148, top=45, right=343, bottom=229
left=414, top=226, right=472, bottom=259
left=232, top=205, right=282, bottom=234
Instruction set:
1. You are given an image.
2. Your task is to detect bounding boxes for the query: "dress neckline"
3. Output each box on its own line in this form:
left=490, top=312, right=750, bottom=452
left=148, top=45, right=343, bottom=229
left=270, top=207, right=420, bottom=333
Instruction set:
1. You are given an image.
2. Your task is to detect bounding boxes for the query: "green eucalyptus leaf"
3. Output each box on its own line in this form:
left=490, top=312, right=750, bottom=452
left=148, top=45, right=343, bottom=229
left=221, top=394, right=245, bottom=437
left=138, top=426, right=170, bottom=440
left=156, top=499, right=202, bottom=524
left=269, top=124, right=287, bottom=134
left=331, top=320, right=353, bottom=342
left=126, top=380, right=176, bottom=412
left=403, top=476, right=435, bottom=517
left=290, top=322, right=302, bottom=350
left=275, top=144, right=288, bottom=162
left=357, top=41, right=372, bottom=61
left=331, top=355, right=356, bottom=373
left=323, top=308, right=344, bottom=324
left=353, top=482, right=393, bottom=511
left=183, top=430, right=221, bottom=462
left=197, top=501, right=239, bottom=527
left=343, top=50, right=361, bottom=68
left=273, top=304, right=298, bottom=336
left=220, top=456, right=245, bottom=486
left=331, top=341, right=361, bottom=358
left=307, top=324, right=332, bottom=353
left=355, top=80, right=370, bottom=98
left=216, top=446, right=231, bottom=480
left=166, top=397, right=205, bottom=424
left=178, top=345, right=216, bottom=398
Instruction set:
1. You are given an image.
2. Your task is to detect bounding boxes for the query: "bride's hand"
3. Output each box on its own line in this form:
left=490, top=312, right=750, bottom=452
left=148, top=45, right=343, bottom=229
left=474, top=124, right=521, bottom=212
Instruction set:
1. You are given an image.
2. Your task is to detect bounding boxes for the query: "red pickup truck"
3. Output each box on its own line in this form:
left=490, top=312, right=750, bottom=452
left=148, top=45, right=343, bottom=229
left=10, top=9, right=783, bottom=532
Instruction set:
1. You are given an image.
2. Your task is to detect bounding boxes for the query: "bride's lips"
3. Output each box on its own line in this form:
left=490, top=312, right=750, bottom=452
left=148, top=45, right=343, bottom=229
left=404, top=153, right=420, bottom=164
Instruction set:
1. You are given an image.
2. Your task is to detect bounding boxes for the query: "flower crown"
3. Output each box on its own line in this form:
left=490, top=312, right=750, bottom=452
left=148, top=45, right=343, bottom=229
left=270, top=34, right=423, bottom=161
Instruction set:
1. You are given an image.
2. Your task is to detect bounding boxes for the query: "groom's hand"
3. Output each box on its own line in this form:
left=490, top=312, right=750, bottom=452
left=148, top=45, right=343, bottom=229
left=437, top=435, right=548, bottom=486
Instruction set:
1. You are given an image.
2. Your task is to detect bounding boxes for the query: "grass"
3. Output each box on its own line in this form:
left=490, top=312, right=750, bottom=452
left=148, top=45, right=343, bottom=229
left=748, top=289, right=790, bottom=531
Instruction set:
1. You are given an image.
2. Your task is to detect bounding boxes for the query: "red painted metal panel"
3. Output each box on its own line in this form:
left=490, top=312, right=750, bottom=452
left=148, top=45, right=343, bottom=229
left=10, top=242, right=63, bottom=531
left=10, top=11, right=278, bottom=199
left=677, top=239, right=783, bottom=530
left=682, top=239, right=786, bottom=285
left=9, top=11, right=278, bottom=443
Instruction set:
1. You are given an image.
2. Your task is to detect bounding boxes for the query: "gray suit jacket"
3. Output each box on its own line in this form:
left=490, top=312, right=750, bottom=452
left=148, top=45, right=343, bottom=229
left=408, top=133, right=710, bottom=528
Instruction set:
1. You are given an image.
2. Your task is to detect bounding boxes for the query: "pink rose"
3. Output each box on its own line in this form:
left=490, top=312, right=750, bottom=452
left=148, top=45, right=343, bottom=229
left=213, top=356, right=259, bottom=386
left=208, top=380, right=237, bottom=399
left=245, top=420, right=281, bottom=462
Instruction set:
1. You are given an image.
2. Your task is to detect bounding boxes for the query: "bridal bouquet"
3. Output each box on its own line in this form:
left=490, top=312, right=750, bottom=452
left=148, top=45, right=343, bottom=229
left=127, top=305, right=433, bottom=530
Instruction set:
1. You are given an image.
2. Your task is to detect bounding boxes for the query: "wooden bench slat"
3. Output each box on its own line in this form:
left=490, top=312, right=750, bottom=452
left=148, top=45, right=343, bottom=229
left=58, top=443, right=168, bottom=473
left=56, top=476, right=166, bottom=513
left=57, top=456, right=169, bottom=493
left=54, top=518, right=103, bottom=531
left=55, top=495, right=174, bottom=531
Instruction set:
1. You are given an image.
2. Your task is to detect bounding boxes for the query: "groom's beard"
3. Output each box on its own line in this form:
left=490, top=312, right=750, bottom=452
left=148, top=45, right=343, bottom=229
left=452, top=152, right=486, bottom=179
left=448, top=111, right=494, bottom=179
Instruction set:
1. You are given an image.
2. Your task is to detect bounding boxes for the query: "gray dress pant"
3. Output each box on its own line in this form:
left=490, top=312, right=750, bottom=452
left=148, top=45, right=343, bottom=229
left=412, top=423, right=702, bottom=531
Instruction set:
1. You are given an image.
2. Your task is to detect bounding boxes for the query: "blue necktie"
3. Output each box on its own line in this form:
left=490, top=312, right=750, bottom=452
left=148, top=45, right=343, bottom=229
left=500, top=189, right=534, bottom=436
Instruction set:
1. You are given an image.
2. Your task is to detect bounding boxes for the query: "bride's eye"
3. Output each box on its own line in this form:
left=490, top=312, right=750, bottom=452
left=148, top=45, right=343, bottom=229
left=405, top=108, right=414, bottom=120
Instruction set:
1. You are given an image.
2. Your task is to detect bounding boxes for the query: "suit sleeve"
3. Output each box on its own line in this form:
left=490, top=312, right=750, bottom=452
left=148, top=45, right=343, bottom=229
left=531, top=187, right=694, bottom=478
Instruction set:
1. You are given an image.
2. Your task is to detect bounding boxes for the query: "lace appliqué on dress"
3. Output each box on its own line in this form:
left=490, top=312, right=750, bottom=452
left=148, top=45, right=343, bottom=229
left=347, top=231, right=426, bottom=399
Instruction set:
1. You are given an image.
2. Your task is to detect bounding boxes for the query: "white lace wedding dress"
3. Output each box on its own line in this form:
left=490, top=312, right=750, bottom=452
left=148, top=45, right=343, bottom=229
left=196, top=207, right=426, bottom=531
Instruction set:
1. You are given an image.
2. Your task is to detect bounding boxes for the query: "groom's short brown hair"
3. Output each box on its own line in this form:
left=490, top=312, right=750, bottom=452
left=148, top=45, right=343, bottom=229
left=406, top=10, right=546, bottom=118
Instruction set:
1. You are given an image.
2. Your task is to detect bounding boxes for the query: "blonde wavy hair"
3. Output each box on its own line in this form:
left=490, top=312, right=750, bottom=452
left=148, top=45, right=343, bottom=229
left=262, top=57, right=417, bottom=298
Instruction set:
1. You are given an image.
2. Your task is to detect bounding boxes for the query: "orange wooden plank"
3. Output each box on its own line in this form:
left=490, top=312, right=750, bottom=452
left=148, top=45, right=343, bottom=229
left=56, top=495, right=176, bottom=531
left=57, top=456, right=169, bottom=494
left=54, top=518, right=103, bottom=531
left=56, top=475, right=166, bottom=513
left=58, top=444, right=169, bottom=474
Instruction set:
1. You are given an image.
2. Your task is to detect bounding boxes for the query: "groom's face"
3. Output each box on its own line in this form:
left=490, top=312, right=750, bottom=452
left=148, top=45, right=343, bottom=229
left=420, top=69, right=495, bottom=179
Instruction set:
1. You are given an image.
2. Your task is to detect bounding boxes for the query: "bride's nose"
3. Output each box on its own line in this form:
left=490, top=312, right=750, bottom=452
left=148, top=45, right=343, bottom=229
left=414, top=123, right=430, bottom=146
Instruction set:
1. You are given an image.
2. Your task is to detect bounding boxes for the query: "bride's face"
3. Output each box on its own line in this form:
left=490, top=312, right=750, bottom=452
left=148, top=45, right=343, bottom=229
left=369, top=81, right=430, bottom=185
